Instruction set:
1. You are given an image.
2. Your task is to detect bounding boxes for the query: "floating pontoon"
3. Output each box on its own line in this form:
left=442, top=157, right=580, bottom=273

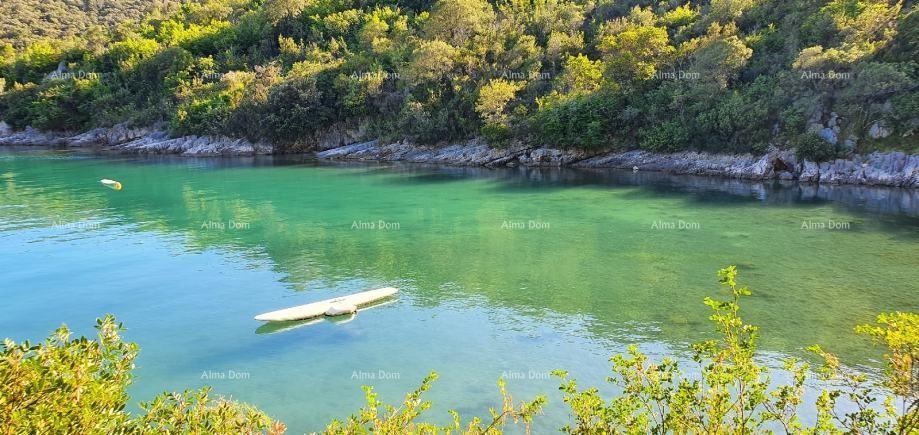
left=254, top=287, right=398, bottom=321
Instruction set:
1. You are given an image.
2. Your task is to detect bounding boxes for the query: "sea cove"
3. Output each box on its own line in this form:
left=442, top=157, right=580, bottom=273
left=1, top=149, right=916, bottom=432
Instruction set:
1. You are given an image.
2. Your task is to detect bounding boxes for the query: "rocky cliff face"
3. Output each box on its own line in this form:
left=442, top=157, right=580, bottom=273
left=1, top=121, right=916, bottom=187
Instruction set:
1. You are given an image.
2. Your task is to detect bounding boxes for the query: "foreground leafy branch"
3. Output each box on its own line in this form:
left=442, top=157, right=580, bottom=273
left=554, top=266, right=918, bottom=434
left=0, top=315, right=284, bottom=435
left=323, top=373, right=546, bottom=434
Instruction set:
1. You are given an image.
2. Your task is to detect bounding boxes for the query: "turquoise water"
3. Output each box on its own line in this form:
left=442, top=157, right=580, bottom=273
left=1, top=149, right=917, bottom=432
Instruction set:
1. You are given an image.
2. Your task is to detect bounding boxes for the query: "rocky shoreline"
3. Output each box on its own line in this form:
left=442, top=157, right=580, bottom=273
left=1, top=122, right=917, bottom=188
left=0, top=122, right=272, bottom=156
left=316, top=139, right=919, bottom=188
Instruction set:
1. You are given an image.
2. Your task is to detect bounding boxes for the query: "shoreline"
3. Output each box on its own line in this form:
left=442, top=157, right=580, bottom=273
left=1, top=122, right=917, bottom=188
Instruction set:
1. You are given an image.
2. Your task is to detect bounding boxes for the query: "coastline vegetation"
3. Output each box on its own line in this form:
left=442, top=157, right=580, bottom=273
left=2, top=266, right=916, bottom=433
left=0, top=0, right=916, bottom=158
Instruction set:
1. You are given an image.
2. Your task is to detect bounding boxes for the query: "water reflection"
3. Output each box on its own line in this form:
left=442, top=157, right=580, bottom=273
left=1, top=149, right=916, bottom=368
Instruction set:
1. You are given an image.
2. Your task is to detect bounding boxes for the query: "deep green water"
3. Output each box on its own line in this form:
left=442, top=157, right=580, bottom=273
left=1, top=149, right=917, bottom=432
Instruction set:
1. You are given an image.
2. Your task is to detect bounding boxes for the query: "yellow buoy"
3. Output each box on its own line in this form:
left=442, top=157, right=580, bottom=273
left=100, top=179, right=122, bottom=191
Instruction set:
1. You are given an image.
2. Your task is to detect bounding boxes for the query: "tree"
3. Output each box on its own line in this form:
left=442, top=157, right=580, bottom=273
left=687, top=24, right=753, bottom=89
left=794, top=0, right=902, bottom=69
left=476, top=79, right=522, bottom=125
left=405, top=40, right=458, bottom=84
left=556, top=54, right=604, bottom=96
left=475, top=78, right=523, bottom=142
left=596, top=8, right=674, bottom=83
left=265, top=0, right=309, bottom=25
left=424, top=0, right=495, bottom=46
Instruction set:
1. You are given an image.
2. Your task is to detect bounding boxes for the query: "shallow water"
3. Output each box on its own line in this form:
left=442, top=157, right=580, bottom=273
left=1, top=149, right=917, bottom=432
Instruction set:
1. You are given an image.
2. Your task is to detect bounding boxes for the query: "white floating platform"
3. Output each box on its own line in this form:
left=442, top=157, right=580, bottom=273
left=254, top=287, right=398, bottom=321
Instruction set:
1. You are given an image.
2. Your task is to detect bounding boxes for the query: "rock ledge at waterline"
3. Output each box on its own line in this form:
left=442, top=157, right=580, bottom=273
left=1, top=121, right=916, bottom=188
left=0, top=122, right=272, bottom=156
left=317, top=140, right=919, bottom=188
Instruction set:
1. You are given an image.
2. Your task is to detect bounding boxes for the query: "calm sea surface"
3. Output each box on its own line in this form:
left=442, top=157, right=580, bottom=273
left=1, top=149, right=917, bottom=432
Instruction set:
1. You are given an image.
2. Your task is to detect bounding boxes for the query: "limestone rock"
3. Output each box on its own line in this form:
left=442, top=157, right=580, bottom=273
left=314, top=141, right=917, bottom=187
left=799, top=161, right=821, bottom=182
left=817, top=127, right=838, bottom=145
left=869, top=121, right=891, bottom=139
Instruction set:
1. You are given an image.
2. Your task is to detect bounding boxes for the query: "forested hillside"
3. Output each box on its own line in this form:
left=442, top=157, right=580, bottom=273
left=0, top=0, right=916, bottom=158
left=0, top=0, right=182, bottom=48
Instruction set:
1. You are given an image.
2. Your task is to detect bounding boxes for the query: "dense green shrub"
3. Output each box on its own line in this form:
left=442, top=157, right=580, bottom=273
left=171, top=92, right=235, bottom=135
left=29, top=78, right=111, bottom=131
left=396, top=91, right=479, bottom=145
left=0, top=83, right=40, bottom=129
left=531, top=92, right=625, bottom=149
left=481, top=122, right=511, bottom=146
left=639, top=121, right=689, bottom=152
left=259, top=75, right=336, bottom=145
left=124, top=47, right=196, bottom=104
left=780, top=106, right=809, bottom=135
left=794, top=132, right=838, bottom=162
left=0, top=315, right=283, bottom=434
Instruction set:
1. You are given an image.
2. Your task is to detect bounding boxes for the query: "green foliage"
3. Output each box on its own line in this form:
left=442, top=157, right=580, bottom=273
left=0, top=83, right=40, bottom=129
left=0, top=78, right=112, bottom=131
left=324, top=373, right=546, bottom=434
left=0, top=315, right=281, bottom=434
left=807, top=310, right=919, bottom=434
left=101, top=38, right=160, bottom=71
left=424, top=0, right=495, bottom=46
left=794, top=133, right=839, bottom=162
left=476, top=79, right=523, bottom=125
left=531, top=91, right=626, bottom=149
left=855, top=312, right=918, bottom=406
left=556, top=54, right=604, bottom=96
left=133, top=388, right=283, bottom=434
left=661, top=4, right=699, bottom=28
left=258, top=74, right=337, bottom=145
left=31, top=78, right=112, bottom=131
left=596, top=9, right=674, bottom=82
left=639, top=121, right=689, bottom=152
left=406, top=40, right=458, bottom=85
left=0, top=0, right=182, bottom=49
left=0, top=315, right=135, bottom=433
left=553, top=266, right=918, bottom=434
left=171, top=71, right=253, bottom=135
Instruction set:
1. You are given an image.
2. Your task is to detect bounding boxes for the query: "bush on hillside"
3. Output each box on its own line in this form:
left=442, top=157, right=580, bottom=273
left=794, top=132, right=838, bottom=162
left=639, top=120, right=690, bottom=152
